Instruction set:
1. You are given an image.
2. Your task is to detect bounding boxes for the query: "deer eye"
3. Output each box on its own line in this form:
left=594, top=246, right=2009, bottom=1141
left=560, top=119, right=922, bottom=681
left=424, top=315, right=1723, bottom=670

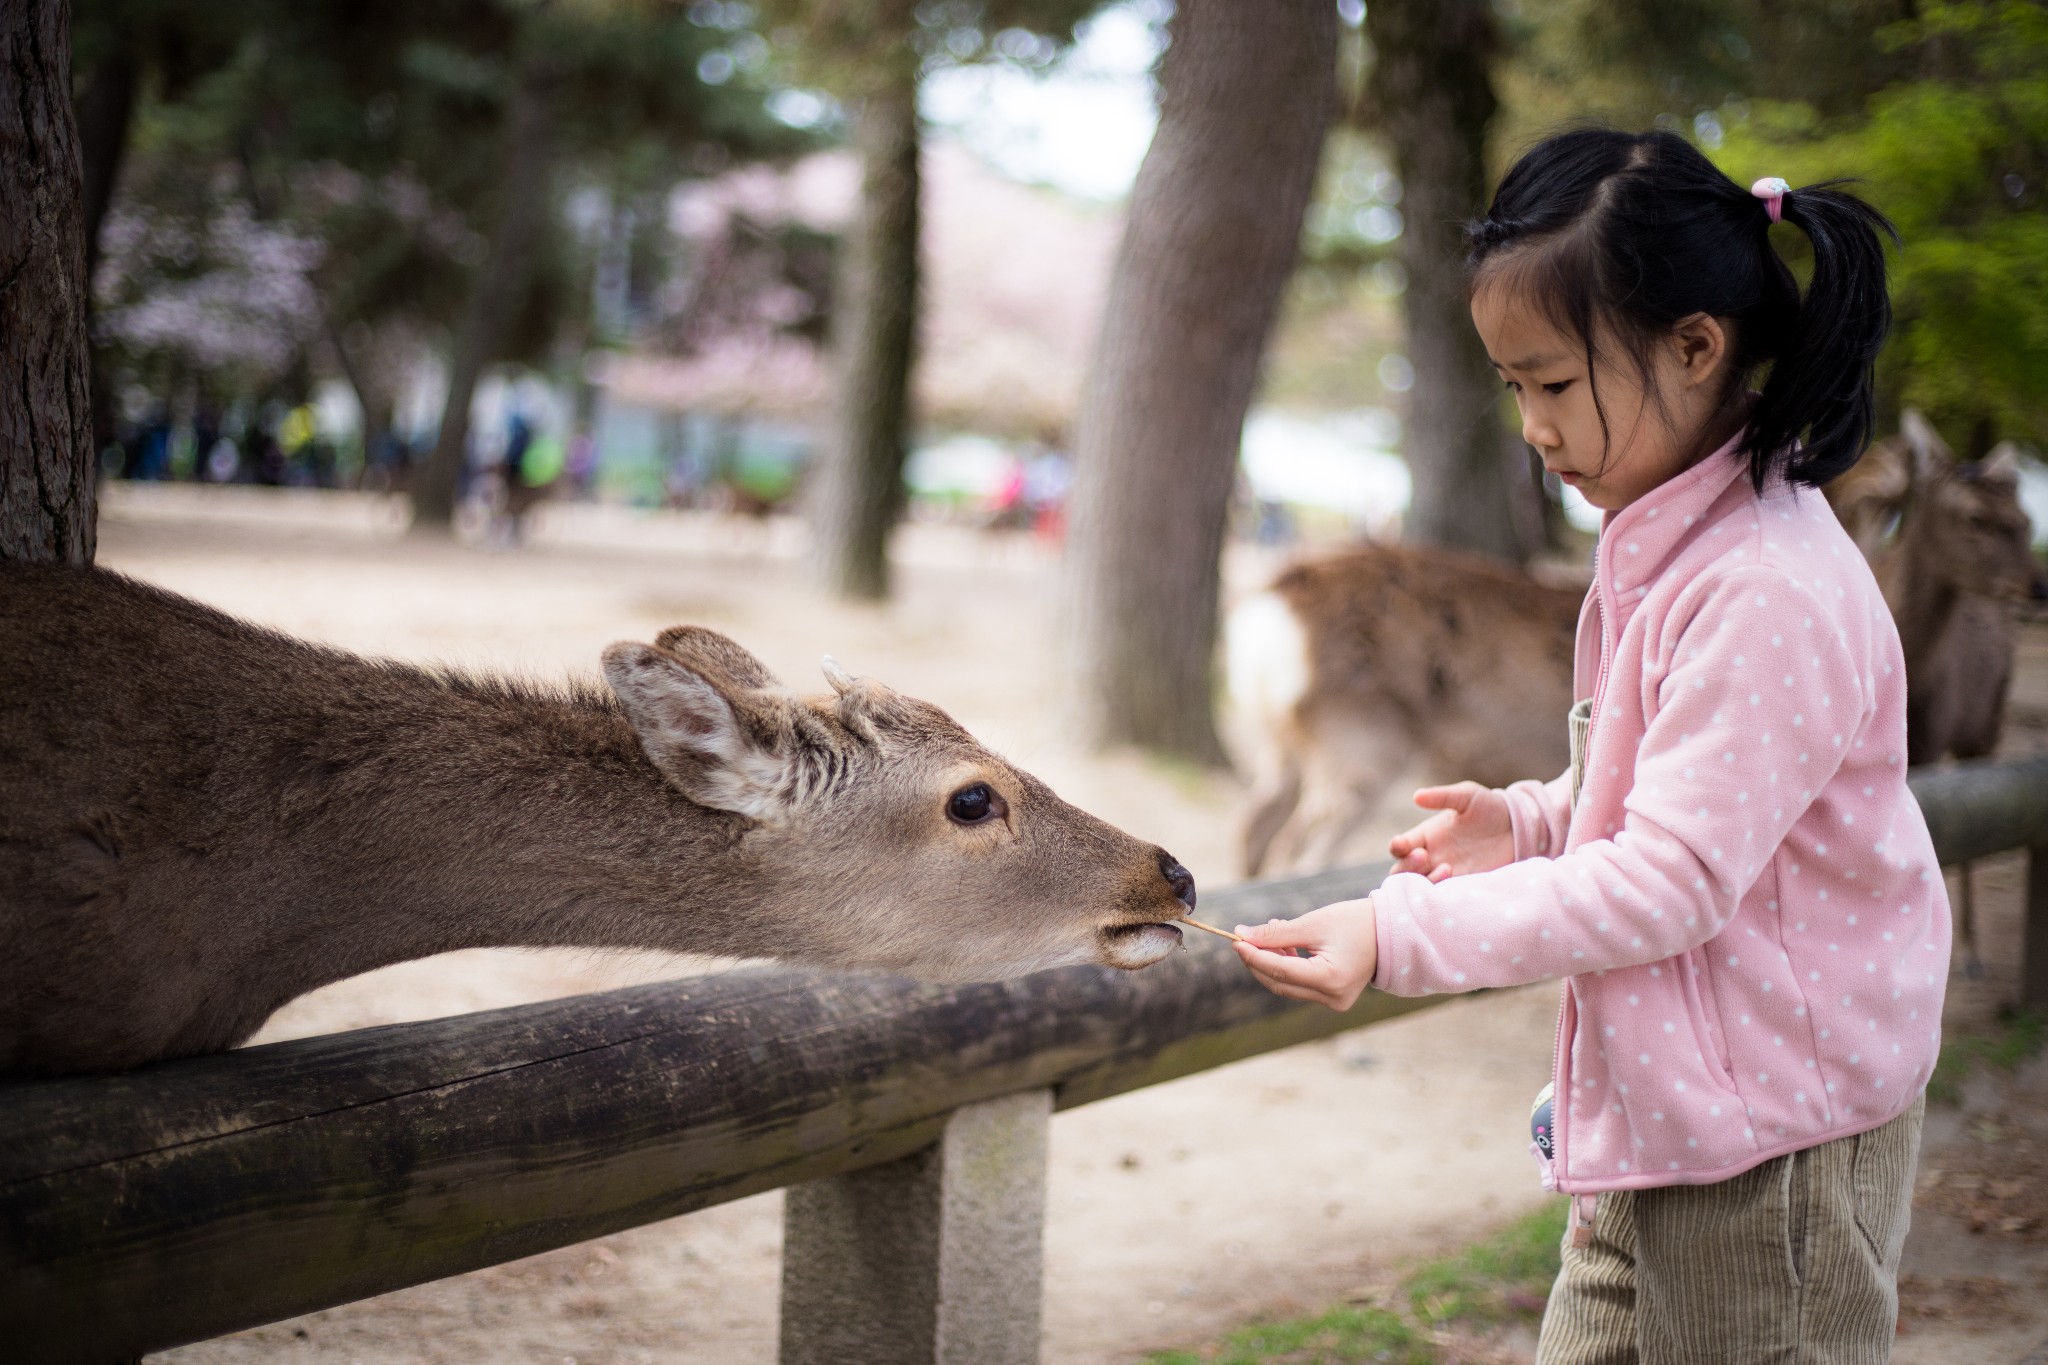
left=947, top=782, right=1003, bottom=825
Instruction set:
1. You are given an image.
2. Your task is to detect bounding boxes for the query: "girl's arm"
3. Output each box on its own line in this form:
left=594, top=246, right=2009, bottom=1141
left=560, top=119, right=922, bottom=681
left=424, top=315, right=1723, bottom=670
left=1369, top=566, right=1865, bottom=998
left=1504, top=769, right=1576, bottom=860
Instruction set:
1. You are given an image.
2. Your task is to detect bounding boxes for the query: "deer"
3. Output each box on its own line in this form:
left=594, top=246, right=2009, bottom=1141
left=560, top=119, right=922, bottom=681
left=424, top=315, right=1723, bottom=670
left=0, top=564, right=1198, bottom=1077
left=1827, top=411, right=2048, bottom=977
left=1227, top=544, right=1583, bottom=878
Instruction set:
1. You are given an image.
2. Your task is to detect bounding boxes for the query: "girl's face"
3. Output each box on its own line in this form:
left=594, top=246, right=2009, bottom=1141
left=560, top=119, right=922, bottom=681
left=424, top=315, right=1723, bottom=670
left=1469, top=275, right=1734, bottom=512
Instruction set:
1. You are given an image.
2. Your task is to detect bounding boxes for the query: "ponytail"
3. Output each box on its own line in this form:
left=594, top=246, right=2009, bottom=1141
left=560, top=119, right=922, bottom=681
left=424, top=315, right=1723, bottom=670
left=1467, top=129, right=1898, bottom=490
left=1744, top=184, right=1898, bottom=487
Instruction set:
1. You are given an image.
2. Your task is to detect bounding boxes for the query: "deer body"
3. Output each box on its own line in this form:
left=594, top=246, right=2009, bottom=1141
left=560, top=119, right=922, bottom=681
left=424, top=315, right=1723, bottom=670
left=1, top=566, right=1194, bottom=1076
left=1829, top=412, right=2043, bottom=977
left=1228, top=545, right=1583, bottom=877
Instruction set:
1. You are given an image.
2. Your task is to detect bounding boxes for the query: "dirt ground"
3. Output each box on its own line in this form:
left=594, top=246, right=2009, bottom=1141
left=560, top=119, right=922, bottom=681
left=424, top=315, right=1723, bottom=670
left=86, top=485, right=2046, bottom=1364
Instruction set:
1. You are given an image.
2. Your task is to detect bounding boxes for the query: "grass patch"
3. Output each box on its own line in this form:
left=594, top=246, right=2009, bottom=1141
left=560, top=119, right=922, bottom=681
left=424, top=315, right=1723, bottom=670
left=1143, top=1306, right=1433, bottom=1365
left=1404, top=1199, right=1566, bottom=1330
left=1145, top=1200, right=1566, bottom=1363
left=1927, top=1009, right=2045, bottom=1105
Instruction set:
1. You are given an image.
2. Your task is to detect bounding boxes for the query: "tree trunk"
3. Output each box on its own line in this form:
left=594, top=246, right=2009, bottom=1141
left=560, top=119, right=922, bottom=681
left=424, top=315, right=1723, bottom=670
left=1364, top=0, right=1524, bottom=562
left=806, top=48, right=921, bottom=602
left=1060, top=0, right=1337, bottom=764
left=324, top=319, right=391, bottom=476
left=1, top=0, right=95, bottom=564
left=412, top=67, right=557, bottom=530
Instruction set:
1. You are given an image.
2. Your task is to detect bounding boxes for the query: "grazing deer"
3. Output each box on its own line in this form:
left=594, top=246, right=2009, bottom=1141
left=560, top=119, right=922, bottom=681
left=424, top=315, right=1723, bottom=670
left=0, top=566, right=1196, bottom=1076
left=1830, top=414, right=2047, bottom=976
left=1228, top=544, right=1583, bottom=877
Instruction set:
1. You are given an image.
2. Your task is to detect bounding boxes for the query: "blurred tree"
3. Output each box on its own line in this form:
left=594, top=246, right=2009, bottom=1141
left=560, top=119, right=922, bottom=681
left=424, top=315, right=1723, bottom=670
left=1716, top=1, right=2048, bottom=453
left=2, top=0, right=95, bottom=563
left=765, top=0, right=1102, bottom=601
left=406, top=2, right=809, bottom=527
left=77, top=0, right=516, bottom=460
left=75, top=0, right=806, bottom=506
left=1061, top=0, right=1337, bottom=763
left=1357, top=0, right=1529, bottom=563
left=411, top=35, right=562, bottom=528
left=71, top=0, right=256, bottom=454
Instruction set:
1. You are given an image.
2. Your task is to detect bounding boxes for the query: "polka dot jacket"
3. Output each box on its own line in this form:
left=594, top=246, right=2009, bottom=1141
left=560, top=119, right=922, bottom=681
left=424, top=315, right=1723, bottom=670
left=1368, top=431, right=1952, bottom=1193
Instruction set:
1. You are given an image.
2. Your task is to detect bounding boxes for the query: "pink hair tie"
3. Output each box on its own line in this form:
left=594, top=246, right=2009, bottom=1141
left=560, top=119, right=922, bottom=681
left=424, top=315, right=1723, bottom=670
left=1751, top=176, right=1790, bottom=224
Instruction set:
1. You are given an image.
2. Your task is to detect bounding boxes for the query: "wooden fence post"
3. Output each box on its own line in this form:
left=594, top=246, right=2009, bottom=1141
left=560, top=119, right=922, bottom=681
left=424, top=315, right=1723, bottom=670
left=778, top=1089, right=1052, bottom=1365
left=2027, top=844, right=2048, bottom=1012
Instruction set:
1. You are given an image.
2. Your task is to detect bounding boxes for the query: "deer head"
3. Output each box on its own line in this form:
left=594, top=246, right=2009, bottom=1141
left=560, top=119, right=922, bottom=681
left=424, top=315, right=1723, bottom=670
left=601, top=627, right=1196, bottom=980
left=1900, top=414, right=2044, bottom=605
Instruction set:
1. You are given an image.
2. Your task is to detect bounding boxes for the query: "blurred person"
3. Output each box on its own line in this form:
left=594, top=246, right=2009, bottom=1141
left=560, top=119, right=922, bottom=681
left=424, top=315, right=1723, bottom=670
left=203, top=436, right=242, bottom=483
left=566, top=428, right=599, bottom=499
left=1024, top=450, right=1071, bottom=541
left=278, top=403, right=318, bottom=486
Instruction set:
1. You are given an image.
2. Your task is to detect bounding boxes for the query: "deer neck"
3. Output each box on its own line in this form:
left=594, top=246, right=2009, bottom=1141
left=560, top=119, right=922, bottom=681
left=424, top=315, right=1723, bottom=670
left=1884, top=518, right=1962, bottom=672
left=247, top=678, right=801, bottom=1002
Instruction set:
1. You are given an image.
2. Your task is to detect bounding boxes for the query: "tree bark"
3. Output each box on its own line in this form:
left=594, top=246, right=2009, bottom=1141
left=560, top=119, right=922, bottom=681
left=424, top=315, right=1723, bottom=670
left=1060, top=0, right=1337, bottom=764
left=1, top=0, right=96, bottom=564
left=806, top=49, right=921, bottom=602
left=412, top=67, right=557, bottom=530
left=1364, top=0, right=1524, bottom=562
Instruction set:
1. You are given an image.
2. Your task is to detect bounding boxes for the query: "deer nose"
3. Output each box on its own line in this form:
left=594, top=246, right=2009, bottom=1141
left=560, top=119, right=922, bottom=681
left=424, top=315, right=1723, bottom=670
left=1157, top=852, right=1197, bottom=911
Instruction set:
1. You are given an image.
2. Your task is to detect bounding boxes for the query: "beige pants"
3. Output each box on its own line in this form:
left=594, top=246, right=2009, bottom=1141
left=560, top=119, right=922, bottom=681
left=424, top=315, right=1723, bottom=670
left=1537, top=1095, right=1924, bottom=1365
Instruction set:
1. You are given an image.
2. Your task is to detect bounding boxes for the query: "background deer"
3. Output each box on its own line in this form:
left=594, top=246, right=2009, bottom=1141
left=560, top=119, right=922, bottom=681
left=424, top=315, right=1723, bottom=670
left=0, top=565, right=1197, bottom=1077
left=1826, top=411, right=2047, bottom=976
left=1227, top=544, right=1582, bottom=877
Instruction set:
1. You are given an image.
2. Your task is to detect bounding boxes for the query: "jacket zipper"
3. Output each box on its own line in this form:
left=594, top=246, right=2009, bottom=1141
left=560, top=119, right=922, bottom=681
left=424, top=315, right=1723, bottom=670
left=1551, top=533, right=1620, bottom=1191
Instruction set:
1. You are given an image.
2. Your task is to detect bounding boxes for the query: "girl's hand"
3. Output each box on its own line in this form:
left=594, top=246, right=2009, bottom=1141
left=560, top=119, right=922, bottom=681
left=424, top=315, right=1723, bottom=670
left=1231, top=898, right=1378, bottom=1011
left=1388, top=782, right=1514, bottom=881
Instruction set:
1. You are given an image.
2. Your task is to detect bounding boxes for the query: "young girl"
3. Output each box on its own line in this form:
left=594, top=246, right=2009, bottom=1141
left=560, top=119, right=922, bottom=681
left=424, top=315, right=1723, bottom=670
left=1234, top=129, right=1948, bottom=1363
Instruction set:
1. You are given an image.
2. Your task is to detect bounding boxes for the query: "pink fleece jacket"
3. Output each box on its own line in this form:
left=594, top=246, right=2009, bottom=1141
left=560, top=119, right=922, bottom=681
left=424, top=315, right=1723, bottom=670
left=1369, top=432, right=1951, bottom=1193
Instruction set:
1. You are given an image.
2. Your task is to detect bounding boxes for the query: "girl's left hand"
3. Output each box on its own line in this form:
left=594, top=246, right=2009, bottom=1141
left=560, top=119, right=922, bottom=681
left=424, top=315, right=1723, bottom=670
left=1231, top=897, right=1378, bottom=1011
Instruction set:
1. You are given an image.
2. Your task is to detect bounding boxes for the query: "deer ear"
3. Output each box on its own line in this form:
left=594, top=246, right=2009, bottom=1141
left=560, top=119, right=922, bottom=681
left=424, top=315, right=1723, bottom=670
left=653, top=626, right=782, bottom=691
left=1900, top=408, right=1950, bottom=488
left=603, top=642, right=792, bottom=819
left=819, top=657, right=911, bottom=742
left=1979, top=442, right=2021, bottom=485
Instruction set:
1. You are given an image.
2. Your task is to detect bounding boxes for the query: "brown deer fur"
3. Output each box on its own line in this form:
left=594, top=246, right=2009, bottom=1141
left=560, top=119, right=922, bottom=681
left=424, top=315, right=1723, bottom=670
left=0, top=565, right=1195, bottom=1076
left=1830, top=415, right=2045, bottom=979
left=1229, top=544, right=1583, bottom=877
left=1872, top=438, right=2041, bottom=766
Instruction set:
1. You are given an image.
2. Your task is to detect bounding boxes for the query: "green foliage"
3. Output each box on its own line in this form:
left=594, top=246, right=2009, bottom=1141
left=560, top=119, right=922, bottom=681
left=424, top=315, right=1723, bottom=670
left=1928, top=1009, right=2046, bottom=1105
left=1497, top=0, right=1911, bottom=145
left=1143, top=1200, right=1566, bottom=1364
left=1714, top=2, right=2048, bottom=448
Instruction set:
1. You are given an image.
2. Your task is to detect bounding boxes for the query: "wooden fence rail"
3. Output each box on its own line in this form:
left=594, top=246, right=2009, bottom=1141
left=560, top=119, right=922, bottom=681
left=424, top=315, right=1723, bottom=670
left=4, top=755, right=2046, bottom=1364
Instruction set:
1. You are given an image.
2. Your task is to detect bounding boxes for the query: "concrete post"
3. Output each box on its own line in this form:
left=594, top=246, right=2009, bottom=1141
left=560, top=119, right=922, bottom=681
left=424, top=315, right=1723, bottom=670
left=778, top=1089, right=1052, bottom=1365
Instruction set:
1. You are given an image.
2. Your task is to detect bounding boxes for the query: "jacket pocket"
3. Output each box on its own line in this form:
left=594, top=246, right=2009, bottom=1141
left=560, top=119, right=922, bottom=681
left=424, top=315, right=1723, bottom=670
left=1681, top=947, right=1740, bottom=1093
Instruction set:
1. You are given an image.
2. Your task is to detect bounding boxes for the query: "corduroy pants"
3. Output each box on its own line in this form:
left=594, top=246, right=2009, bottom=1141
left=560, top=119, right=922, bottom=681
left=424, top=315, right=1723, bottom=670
left=1537, top=1094, right=1924, bottom=1364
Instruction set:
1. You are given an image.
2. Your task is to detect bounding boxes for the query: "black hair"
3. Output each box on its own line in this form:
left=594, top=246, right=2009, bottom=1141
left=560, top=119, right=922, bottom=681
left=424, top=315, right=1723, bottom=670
left=1466, top=128, right=1897, bottom=489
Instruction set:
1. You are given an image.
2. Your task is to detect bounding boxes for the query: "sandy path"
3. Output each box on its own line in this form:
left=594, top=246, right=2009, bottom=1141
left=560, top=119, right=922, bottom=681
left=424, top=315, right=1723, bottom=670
left=86, top=485, right=2045, bottom=1363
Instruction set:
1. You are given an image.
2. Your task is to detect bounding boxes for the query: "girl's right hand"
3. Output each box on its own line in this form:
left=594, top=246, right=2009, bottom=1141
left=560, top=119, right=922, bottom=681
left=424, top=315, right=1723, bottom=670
left=1387, top=782, right=1514, bottom=881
